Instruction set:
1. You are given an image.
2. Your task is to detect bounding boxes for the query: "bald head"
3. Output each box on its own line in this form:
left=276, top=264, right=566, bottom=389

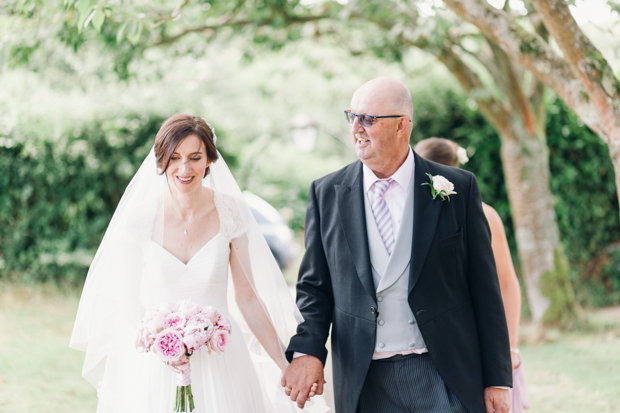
left=349, top=77, right=413, bottom=178
left=351, top=77, right=414, bottom=120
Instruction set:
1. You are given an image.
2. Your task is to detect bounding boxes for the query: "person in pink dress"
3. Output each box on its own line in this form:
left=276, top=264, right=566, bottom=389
left=415, top=137, right=530, bottom=413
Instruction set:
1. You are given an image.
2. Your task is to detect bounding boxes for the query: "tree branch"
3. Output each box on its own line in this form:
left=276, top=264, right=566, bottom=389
left=486, top=39, right=537, bottom=135
left=434, top=43, right=510, bottom=134
left=152, top=13, right=332, bottom=47
left=526, top=2, right=549, bottom=129
left=442, top=0, right=604, bottom=136
left=530, top=0, right=620, bottom=140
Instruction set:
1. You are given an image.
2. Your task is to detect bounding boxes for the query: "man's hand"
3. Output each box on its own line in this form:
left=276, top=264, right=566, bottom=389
left=484, top=387, right=510, bottom=413
left=281, top=355, right=325, bottom=409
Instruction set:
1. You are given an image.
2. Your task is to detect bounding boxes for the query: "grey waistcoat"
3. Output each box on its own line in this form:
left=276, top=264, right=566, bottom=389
left=363, top=172, right=426, bottom=353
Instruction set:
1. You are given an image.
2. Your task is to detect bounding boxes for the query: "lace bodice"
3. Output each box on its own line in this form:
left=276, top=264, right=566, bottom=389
left=213, top=190, right=246, bottom=242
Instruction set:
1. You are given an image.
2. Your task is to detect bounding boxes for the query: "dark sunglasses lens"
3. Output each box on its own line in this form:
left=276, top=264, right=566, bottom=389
left=359, top=115, right=373, bottom=127
left=345, top=111, right=353, bottom=123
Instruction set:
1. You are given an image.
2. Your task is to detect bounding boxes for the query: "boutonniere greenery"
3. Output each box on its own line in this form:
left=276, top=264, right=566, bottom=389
left=422, top=173, right=457, bottom=201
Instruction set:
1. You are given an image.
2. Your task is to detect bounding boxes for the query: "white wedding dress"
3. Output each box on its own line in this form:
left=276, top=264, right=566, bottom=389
left=71, top=149, right=327, bottom=413
left=95, top=192, right=283, bottom=412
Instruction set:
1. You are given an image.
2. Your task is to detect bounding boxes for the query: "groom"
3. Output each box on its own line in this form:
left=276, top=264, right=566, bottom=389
left=282, top=77, right=512, bottom=413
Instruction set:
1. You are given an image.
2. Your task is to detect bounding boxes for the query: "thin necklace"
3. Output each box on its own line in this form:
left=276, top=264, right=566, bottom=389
left=168, top=195, right=204, bottom=236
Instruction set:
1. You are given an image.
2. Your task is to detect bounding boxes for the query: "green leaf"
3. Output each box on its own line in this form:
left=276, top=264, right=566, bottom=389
left=92, top=9, right=105, bottom=32
left=116, top=21, right=129, bottom=44
left=77, top=0, right=92, bottom=16
left=77, top=0, right=93, bottom=32
left=127, top=21, right=143, bottom=46
left=83, top=9, right=97, bottom=30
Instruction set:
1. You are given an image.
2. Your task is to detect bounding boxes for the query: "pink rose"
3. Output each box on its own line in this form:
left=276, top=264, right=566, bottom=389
left=189, top=313, right=207, bottom=325
left=216, top=314, right=232, bottom=334
left=209, top=329, right=231, bottom=354
left=178, top=300, right=200, bottom=319
left=158, top=302, right=179, bottom=315
left=153, top=328, right=186, bottom=362
left=146, top=313, right=166, bottom=335
left=135, top=323, right=148, bottom=352
left=142, top=326, right=155, bottom=349
left=183, top=323, right=209, bottom=353
left=190, top=314, right=215, bottom=340
left=200, top=306, right=220, bottom=324
left=164, top=312, right=187, bottom=330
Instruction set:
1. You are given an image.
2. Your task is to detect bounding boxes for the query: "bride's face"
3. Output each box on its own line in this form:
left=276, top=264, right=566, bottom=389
left=165, top=134, right=210, bottom=193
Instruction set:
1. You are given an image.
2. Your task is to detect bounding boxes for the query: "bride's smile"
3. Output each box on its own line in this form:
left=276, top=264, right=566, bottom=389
left=165, top=134, right=211, bottom=194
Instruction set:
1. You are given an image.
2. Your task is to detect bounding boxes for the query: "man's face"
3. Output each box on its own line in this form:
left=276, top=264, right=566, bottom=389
left=349, top=89, right=409, bottom=177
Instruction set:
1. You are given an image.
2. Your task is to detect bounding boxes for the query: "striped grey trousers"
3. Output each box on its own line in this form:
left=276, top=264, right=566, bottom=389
left=356, top=354, right=469, bottom=413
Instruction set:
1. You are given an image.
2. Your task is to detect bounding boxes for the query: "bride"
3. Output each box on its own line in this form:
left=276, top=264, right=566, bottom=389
left=70, top=114, right=325, bottom=412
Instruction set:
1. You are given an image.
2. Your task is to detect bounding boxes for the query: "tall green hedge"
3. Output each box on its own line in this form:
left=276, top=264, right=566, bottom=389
left=0, top=115, right=161, bottom=282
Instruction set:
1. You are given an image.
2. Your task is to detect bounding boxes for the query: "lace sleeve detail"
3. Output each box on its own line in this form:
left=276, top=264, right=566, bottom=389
left=214, top=191, right=248, bottom=242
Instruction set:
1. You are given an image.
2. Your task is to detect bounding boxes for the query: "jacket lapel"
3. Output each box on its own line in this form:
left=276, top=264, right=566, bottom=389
left=335, top=162, right=376, bottom=304
left=409, top=153, right=443, bottom=294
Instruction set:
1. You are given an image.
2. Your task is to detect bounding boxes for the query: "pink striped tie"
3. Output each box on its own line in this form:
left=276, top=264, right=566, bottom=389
left=371, top=179, right=395, bottom=255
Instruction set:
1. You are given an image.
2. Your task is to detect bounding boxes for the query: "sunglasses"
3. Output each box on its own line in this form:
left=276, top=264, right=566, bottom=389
left=344, top=110, right=410, bottom=128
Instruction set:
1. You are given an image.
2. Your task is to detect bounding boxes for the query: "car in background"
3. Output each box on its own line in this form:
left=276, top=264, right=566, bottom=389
left=242, top=191, right=294, bottom=269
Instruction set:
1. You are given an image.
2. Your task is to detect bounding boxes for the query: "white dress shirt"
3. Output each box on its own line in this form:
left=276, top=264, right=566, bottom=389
left=362, top=146, right=414, bottom=241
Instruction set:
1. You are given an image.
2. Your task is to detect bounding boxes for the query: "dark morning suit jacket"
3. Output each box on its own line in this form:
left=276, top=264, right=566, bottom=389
left=286, top=152, right=512, bottom=413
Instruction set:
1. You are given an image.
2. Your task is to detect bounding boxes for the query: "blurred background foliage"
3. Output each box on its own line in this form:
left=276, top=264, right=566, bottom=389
left=0, top=4, right=619, bottom=309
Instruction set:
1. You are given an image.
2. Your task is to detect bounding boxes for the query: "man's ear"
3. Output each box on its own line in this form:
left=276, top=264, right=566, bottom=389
left=397, top=117, right=411, bottom=133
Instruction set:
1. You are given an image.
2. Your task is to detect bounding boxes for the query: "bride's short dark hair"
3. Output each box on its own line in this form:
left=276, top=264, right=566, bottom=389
left=154, top=114, right=219, bottom=178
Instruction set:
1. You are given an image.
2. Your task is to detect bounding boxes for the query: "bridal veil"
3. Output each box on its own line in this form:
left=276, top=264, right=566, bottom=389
left=70, top=145, right=326, bottom=412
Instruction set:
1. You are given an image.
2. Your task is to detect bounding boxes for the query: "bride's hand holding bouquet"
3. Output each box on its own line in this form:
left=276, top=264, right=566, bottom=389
left=136, top=300, right=231, bottom=412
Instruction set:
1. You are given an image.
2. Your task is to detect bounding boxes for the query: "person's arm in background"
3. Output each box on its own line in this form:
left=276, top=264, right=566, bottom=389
left=483, top=203, right=522, bottom=370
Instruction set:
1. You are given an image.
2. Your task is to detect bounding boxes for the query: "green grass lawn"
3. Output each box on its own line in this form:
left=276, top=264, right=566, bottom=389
left=0, top=283, right=97, bottom=412
left=0, top=281, right=619, bottom=412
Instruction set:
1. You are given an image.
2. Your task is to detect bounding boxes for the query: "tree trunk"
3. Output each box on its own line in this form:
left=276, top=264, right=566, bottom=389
left=434, top=41, right=579, bottom=328
left=496, top=115, right=579, bottom=328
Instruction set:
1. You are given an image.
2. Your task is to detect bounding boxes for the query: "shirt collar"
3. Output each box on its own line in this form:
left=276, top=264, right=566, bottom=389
left=363, top=146, right=415, bottom=194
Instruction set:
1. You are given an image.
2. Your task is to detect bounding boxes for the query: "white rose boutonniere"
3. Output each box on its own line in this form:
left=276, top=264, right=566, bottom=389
left=422, top=173, right=457, bottom=201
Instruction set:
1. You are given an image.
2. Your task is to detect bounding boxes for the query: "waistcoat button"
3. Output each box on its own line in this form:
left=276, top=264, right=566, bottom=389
left=378, top=319, right=384, bottom=326
left=377, top=296, right=383, bottom=302
left=409, top=342, right=415, bottom=347
left=378, top=342, right=385, bottom=348
left=408, top=319, right=415, bottom=325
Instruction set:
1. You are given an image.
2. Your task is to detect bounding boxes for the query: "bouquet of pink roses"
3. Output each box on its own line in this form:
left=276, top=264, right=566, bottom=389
left=136, top=300, right=232, bottom=412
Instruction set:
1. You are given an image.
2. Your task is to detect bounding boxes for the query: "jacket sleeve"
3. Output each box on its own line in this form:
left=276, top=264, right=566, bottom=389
left=465, top=173, right=513, bottom=387
left=285, top=181, right=334, bottom=365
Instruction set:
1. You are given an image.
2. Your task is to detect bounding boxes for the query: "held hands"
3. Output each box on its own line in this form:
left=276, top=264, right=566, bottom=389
left=484, top=387, right=510, bottom=413
left=281, top=355, right=326, bottom=409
